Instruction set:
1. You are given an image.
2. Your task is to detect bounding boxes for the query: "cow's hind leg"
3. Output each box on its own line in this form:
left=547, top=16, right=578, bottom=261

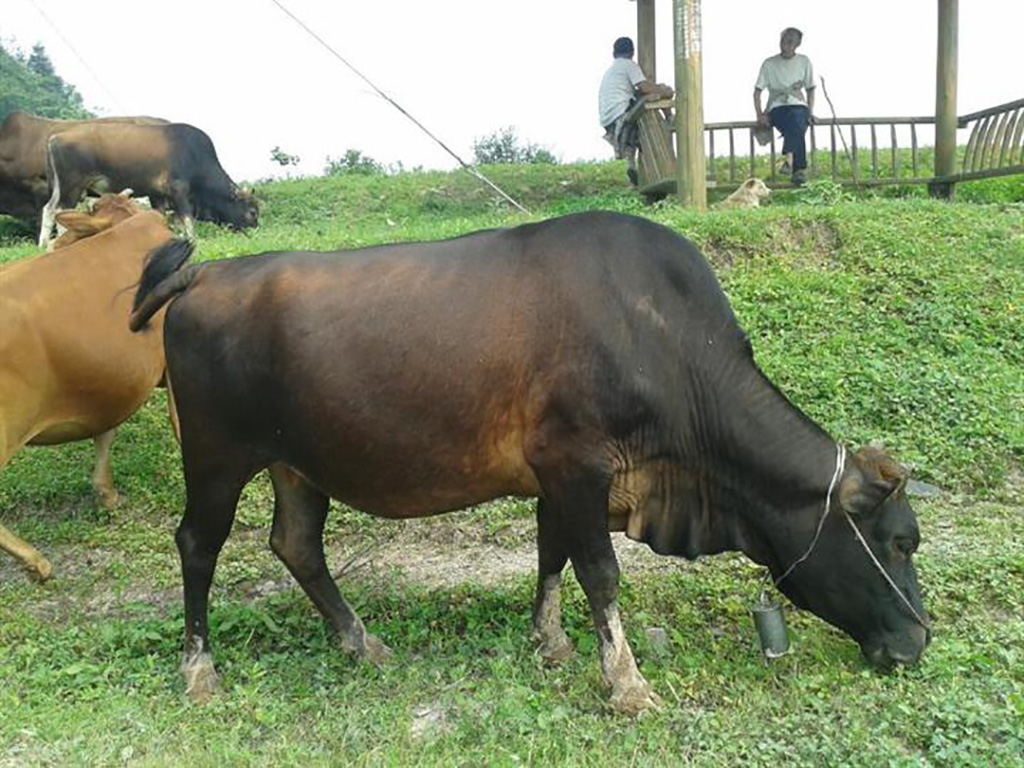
left=268, top=463, right=389, bottom=664
left=38, top=176, right=61, bottom=249
left=532, top=499, right=574, bottom=663
left=91, top=429, right=119, bottom=508
left=0, top=524, right=53, bottom=582
left=176, top=460, right=249, bottom=703
left=544, top=474, right=660, bottom=715
left=0, top=428, right=52, bottom=581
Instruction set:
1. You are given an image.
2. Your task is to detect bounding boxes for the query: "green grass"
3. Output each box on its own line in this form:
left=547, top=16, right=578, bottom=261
left=1, top=162, right=1023, bottom=765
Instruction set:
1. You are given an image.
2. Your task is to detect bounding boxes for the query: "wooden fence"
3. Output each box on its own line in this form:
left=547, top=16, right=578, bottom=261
left=634, top=97, right=1024, bottom=194
left=951, top=98, right=1024, bottom=183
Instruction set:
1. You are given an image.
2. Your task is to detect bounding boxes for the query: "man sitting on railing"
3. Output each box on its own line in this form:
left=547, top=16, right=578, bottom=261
left=598, top=36, right=674, bottom=186
left=754, top=27, right=816, bottom=184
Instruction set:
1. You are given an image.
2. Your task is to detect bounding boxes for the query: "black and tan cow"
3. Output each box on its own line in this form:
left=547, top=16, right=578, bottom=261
left=130, top=211, right=930, bottom=713
left=39, top=122, right=257, bottom=246
left=0, top=111, right=167, bottom=223
left=0, top=195, right=173, bottom=581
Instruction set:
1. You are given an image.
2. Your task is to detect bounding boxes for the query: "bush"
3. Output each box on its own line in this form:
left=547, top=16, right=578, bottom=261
left=794, top=179, right=851, bottom=206
left=323, top=149, right=384, bottom=177
left=472, top=126, right=557, bottom=165
left=270, top=146, right=301, bottom=167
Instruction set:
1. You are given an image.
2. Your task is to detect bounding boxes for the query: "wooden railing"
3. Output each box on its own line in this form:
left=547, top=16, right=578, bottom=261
left=632, top=97, right=1024, bottom=195
left=952, top=98, right=1024, bottom=182
left=703, top=115, right=938, bottom=188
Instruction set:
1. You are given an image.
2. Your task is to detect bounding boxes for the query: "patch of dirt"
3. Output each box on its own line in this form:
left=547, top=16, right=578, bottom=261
left=768, top=219, right=843, bottom=269
left=4, top=513, right=685, bottom=622
left=701, top=218, right=842, bottom=272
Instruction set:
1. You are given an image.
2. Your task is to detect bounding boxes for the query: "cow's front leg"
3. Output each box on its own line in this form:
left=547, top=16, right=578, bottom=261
left=91, top=429, right=119, bottom=508
left=573, top=533, right=660, bottom=715
left=532, top=499, right=574, bottom=663
left=541, top=472, right=660, bottom=715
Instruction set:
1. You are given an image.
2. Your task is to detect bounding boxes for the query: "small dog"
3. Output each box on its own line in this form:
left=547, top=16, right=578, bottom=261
left=716, top=178, right=771, bottom=209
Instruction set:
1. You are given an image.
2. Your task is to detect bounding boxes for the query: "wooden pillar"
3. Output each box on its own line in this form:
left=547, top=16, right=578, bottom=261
left=932, top=0, right=958, bottom=198
left=673, top=0, right=706, bottom=209
left=637, top=0, right=657, bottom=80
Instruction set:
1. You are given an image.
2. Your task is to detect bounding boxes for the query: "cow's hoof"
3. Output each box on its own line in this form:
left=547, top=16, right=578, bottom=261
left=27, top=556, right=54, bottom=583
left=535, top=630, right=574, bottom=665
left=97, top=488, right=120, bottom=509
left=610, top=680, right=662, bottom=717
left=362, top=632, right=391, bottom=666
left=182, top=652, right=220, bottom=704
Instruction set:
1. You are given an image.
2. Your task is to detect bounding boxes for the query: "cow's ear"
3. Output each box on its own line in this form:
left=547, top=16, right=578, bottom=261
left=839, top=447, right=906, bottom=515
left=54, top=211, right=110, bottom=236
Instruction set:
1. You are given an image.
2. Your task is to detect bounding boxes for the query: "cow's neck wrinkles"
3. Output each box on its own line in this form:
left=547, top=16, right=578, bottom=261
left=666, top=364, right=839, bottom=564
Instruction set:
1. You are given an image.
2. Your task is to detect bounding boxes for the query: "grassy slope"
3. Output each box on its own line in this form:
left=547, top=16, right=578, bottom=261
left=1, top=163, right=1022, bottom=766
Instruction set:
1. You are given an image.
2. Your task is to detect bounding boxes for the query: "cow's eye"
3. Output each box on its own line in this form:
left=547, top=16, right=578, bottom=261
left=893, top=536, right=917, bottom=557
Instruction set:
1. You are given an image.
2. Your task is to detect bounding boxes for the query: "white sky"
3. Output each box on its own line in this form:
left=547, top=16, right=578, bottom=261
left=3, top=0, right=1020, bottom=182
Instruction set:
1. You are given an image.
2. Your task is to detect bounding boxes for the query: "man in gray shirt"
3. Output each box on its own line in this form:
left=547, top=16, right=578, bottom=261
left=598, top=37, right=673, bottom=186
left=754, top=27, right=816, bottom=184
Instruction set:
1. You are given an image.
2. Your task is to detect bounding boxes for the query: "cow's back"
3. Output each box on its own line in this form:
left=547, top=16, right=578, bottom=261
left=163, top=212, right=746, bottom=516
left=1, top=211, right=172, bottom=441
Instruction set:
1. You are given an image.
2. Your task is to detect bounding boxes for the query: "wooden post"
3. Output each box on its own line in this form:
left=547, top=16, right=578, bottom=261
left=931, top=0, right=958, bottom=198
left=637, top=0, right=657, bottom=81
left=673, top=0, right=706, bottom=209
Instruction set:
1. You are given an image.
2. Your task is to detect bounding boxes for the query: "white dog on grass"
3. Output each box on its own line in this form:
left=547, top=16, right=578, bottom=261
left=716, top=178, right=771, bottom=209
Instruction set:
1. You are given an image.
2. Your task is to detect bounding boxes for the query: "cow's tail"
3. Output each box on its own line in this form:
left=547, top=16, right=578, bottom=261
left=130, top=238, right=199, bottom=331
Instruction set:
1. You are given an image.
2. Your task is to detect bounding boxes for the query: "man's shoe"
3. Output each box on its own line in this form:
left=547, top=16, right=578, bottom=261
left=627, top=168, right=639, bottom=186
left=792, top=169, right=807, bottom=185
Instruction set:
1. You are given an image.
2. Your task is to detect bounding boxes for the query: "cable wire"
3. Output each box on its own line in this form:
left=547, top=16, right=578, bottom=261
left=269, top=0, right=530, bottom=214
left=24, top=0, right=127, bottom=112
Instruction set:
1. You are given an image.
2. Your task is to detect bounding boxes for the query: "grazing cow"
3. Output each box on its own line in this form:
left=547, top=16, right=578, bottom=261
left=130, top=211, right=930, bottom=713
left=0, top=197, right=173, bottom=581
left=39, top=122, right=258, bottom=246
left=0, top=111, right=167, bottom=223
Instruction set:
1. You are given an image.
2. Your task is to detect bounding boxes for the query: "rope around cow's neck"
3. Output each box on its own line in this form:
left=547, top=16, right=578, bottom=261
left=761, top=443, right=931, bottom=631
left=761, top=443, right=846, bottom=595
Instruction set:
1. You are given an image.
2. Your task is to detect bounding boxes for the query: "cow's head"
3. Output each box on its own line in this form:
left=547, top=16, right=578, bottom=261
left=201, top=186, right=259, bottom=230
left=774, top=447, right=930, bottom=669
left=52, top=191, right=143, bottom=249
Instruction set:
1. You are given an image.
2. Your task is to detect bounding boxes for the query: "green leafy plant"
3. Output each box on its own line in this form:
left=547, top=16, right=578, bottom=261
left=323, top=148, right=384, bottom=177
left=472, top=126, right=557, bottom=165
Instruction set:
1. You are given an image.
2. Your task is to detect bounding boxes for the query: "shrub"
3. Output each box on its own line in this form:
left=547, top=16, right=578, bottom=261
left=472, top=126, right=557, bottom=165
left=323, top=149, right=385, bottom=177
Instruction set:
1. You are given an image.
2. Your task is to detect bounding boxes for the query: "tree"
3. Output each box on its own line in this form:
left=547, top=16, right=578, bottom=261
left=472, top=126, right=557, bottom=165
left=270, top=145, right=301, bottom=167
left=26, top=44, right=56, bottom=79
left=0, top=40, right=92, bottom=122
left=323, top=149, right=384, bottom=176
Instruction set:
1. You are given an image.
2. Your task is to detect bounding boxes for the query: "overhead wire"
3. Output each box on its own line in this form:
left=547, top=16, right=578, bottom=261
left=268, top=0, right=530, bottom=215
left=24, top=0, right=127, bottom=113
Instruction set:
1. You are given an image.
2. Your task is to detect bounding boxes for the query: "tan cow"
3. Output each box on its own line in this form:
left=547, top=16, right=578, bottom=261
left=0, top=111, right=167, bottom=223
left=0, top=196, right=173, bottom=581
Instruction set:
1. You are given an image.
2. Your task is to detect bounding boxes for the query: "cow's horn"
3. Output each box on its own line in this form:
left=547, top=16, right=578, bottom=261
left=118, top=188, right=134, bottom=198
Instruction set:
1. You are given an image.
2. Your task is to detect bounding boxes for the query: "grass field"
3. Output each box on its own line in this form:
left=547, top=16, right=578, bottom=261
left=1, top=163, right=1023, bottom=766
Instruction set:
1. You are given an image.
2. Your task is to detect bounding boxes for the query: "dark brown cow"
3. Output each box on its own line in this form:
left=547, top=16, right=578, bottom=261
left=130, top=212, right=929, bottom=713
left=39, top=122, right=257, bottom=246
left=0, top=198, right=173, bottom=581
left=0, top=111, right=166, bottom=223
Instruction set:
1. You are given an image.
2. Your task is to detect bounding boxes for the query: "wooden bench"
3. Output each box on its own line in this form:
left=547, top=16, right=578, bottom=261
left=622, top=97, right=677, bottom=198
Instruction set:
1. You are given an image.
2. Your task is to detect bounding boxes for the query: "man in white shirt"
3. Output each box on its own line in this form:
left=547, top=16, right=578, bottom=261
left=754, top=27, right=816, bottom=184
left=598, top=37, right=673, bottom=186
